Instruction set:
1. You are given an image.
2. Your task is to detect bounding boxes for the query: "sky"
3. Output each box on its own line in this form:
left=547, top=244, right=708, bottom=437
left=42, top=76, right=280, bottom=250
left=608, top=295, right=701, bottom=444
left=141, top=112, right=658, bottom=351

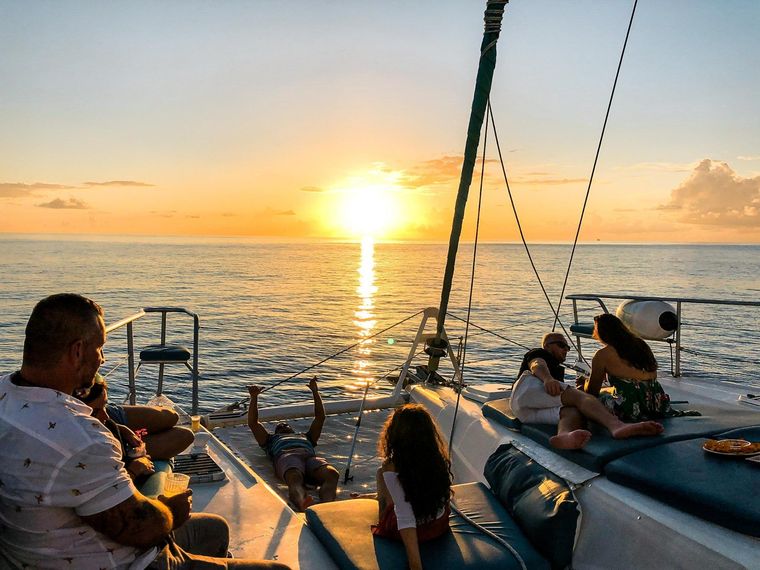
left=1, top=0, right=759, bottom=243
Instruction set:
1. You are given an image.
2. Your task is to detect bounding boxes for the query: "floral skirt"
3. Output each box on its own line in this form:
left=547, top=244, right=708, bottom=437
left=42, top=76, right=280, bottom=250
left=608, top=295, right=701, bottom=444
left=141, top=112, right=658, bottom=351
left=598, top=376, right=700, bottom=422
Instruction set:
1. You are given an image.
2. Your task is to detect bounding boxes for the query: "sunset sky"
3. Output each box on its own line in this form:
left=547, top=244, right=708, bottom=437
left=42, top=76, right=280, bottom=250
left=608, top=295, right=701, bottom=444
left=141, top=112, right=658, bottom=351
left=2, top=1, right=759, bottom=243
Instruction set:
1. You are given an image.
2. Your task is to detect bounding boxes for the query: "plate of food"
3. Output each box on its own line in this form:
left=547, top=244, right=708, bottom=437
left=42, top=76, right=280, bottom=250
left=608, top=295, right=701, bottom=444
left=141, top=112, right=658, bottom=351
left=702, top=438, right=760, bottom=456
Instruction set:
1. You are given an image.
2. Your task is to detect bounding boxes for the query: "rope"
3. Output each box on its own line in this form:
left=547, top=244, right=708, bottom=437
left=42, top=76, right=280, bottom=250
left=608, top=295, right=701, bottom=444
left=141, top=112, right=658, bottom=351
left=450, top=502, right=527, bottom=570
left=487, top=102, right=587, bottom=363
left=552, top=0, right=639, bottom=330
left=259, top=309, right=424, bottom=394
left=446, top=311, right=530, bottom=350
left=449, top=110, right=490, bottom=452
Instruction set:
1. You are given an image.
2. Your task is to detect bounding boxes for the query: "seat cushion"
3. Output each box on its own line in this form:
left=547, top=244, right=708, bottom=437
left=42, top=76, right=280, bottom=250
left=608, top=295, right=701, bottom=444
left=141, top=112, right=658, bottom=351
left=484, top=444, right=578, bottom=569
left=305, top=482, right=549, bottom=570
left=140, top=344, right=191, bottom=362
left=482, top=398, right=522, bottom=431
left=518, top=402, right=760, bottom=472
left=605, top=425, right=760, bottom=537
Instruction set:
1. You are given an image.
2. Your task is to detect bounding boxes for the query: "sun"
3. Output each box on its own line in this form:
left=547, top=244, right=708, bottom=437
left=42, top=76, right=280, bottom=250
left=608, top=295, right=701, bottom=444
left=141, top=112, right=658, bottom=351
left=318, top=166, right=418, bottom=239
left=337, top=184, right=398, bottom=239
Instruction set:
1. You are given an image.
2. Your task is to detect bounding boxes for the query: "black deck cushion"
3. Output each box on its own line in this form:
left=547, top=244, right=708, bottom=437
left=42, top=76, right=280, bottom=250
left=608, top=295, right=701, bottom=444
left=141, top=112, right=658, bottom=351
left=605, top=425, right=760, bottom=537
left=484, top=444, right=578, bottom=569
left=305, top=483, right=549, bottom=570
left=482, top=398, right=522, bottom=431
left=139, top=344, right=191, bottom=362
left=518, top=402, right=760, bottom=472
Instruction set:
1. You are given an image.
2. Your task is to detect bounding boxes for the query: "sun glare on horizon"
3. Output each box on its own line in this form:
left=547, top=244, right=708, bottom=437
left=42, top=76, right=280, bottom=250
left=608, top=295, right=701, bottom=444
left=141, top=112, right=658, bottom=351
left=323, top=166, right=413, bottom=239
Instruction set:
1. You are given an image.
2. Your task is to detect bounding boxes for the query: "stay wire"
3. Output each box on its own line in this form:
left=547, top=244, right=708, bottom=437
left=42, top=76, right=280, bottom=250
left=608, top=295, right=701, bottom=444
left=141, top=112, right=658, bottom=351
left=232, top=310, right=425, bottom=405
left=448, top=107, right=489, bottom=453
left=446, top=311, right=530, bottom=350
left=488, top=102, right=586, bottom=363
left=552, top=0, right=639, bottom=330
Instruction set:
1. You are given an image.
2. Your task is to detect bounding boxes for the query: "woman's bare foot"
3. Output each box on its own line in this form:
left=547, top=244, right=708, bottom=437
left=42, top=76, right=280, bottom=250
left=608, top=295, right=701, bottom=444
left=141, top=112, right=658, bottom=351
left=550, top=429, right=592, bottom=449
left=611, top=421, right=664, bottom=439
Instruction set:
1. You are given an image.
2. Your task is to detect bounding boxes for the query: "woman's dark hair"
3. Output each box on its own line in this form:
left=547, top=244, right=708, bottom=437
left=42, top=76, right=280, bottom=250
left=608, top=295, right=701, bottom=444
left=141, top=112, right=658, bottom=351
left=595, top=313, right=657, bottom=372
left=379, top=404, right=452, bottom=521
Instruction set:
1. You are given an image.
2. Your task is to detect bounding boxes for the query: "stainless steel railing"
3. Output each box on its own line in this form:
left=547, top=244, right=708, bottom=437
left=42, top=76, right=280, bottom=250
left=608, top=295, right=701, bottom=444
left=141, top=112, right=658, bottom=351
left=105, top=307, right=200, bottom=414
left=566, top=294, right=760, bottom=377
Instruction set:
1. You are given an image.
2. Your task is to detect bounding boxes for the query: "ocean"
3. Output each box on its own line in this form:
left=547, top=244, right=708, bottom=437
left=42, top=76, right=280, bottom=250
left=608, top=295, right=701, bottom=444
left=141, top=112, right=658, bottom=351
left=2, top=235, right=759, bottom=412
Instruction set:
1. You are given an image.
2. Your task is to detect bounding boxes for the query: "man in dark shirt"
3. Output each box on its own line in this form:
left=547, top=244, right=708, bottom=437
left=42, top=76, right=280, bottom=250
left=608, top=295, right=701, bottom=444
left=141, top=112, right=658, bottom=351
left=511, top=333, right=663, bottom=449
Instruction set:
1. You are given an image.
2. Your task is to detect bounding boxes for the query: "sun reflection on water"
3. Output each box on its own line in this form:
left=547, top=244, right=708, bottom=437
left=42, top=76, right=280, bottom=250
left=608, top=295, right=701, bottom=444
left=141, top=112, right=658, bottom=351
left=350, top=236, right=377, bottom=391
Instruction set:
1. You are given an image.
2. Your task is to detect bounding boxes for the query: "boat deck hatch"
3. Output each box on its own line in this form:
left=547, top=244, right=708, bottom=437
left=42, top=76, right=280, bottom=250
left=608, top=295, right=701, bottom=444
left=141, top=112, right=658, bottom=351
left=173, top=452, right=226, bottom=484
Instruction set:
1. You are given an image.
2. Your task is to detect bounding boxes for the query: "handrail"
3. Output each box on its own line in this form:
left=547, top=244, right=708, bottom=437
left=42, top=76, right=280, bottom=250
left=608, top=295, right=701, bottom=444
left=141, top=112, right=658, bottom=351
left=566, top=293, right=760, bottom=377
left=104, top=306, right=200, bottom=414
left=567, top=293, right=760, bottom=307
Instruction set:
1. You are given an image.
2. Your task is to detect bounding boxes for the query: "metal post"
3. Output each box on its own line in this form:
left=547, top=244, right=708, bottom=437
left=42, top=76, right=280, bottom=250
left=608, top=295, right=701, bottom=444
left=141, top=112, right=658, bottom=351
left=192, top=314, right=200, bottom=415
left=157, top=311, right=167, bottom=395
left=572, top=298, right=583, bottom=361
left=674, top=301, right=682, bottom=377
left=127, top=322, right=136, bottom=405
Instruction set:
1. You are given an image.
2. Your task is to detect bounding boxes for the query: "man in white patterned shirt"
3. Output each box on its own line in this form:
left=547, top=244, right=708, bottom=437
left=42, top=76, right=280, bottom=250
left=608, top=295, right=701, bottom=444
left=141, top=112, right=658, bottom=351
left=0, top=294, right=288, bottom=569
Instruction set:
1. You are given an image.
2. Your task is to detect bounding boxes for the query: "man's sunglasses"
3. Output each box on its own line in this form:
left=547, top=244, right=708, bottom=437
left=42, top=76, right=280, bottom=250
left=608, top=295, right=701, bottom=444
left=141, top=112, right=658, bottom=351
left=547, top=341, right=571, bottom=350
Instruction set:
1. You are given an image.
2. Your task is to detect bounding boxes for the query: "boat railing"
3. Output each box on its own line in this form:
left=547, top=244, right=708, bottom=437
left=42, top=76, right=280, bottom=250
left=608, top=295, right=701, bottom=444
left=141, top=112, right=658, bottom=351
left=105, top=306, right=200, bottom=414
left=566, top=293, right=760, bottom=377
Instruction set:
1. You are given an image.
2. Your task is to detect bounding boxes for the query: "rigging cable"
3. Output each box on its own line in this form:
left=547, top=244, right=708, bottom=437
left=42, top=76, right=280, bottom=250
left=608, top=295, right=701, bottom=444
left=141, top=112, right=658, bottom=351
left=448, top=105, right=490, bottom=452
left=552, top=0, right=639, bottom=330
left=487, top=101, right=586, bottom=362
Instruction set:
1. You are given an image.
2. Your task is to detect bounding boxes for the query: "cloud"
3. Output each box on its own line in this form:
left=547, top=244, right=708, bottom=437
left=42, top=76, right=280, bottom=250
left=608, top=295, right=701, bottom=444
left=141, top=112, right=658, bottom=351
left=660, top=159, right=760, bottom=227
left=36, top=198, right=88, bottom=209
left=149, top=210, right=177, bottom=218
left=622, top=162, right=694, bottom=173
left=513, top=176, right=585, bottom=186
left=300, top=186, right=324, bottom=193
left=737, top=155, right=760, bottom=161
left=1, top=182, right=78, bottom=197
left=84, top=180, right=154, bottom=187
left=221, top=212, right=237, bottom=217
left=186, top=215, right=201, bottom=219
left=272, top=209, right=295, bottom=216
left=402, top=155, right=471, bottom=188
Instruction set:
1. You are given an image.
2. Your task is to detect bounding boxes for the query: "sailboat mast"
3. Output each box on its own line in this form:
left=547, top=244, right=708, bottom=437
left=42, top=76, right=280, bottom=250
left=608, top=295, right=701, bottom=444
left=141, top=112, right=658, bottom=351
left=428, top=0, right=508, bottom=373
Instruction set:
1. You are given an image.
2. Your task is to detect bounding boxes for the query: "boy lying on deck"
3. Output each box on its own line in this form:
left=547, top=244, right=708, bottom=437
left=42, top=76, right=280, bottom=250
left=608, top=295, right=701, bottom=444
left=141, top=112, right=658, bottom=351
left=247, top=377, right=340, bottom=511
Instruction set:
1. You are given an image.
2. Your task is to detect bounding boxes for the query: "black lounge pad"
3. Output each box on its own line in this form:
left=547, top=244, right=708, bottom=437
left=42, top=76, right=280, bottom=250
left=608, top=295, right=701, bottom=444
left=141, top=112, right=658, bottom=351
left=518, top=402, right=760, bottom=472
left=484, top=444, right=578, bottom=569
left=605, top=425, right=760, bottom=537
left=140, top=344, right=191, bottom=362
left=305, top=482, right=549, bottom=570
left=482, top=398, right=522, bottom=431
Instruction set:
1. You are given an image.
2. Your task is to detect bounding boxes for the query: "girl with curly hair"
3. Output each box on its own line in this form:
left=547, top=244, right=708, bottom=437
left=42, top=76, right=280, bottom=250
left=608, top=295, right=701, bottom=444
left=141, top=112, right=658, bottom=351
left=585, top=313, right=696, bottom=421
left=372, top=404, right=452, bottom=570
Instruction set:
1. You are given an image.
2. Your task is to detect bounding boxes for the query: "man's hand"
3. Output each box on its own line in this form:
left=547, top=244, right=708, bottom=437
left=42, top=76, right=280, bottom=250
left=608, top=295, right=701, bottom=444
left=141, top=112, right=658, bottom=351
left=158, top=489, right=192, bottom=530
left=247, top=385, right=264, bottom=399
left=307, top=376, right=319, bottom=394
left=543, top=378, right=563, bottom=396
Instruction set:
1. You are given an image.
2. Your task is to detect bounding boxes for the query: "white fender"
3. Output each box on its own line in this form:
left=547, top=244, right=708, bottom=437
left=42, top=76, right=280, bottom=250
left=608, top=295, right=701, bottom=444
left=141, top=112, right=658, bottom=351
left=615, top=300, right=678, bottom=340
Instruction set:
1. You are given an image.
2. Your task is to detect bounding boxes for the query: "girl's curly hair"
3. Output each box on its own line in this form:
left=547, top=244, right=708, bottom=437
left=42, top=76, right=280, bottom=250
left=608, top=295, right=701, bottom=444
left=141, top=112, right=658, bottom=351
left=379, top=404, right=452, bottom=521
left=594, top=313, right=657, bottom=372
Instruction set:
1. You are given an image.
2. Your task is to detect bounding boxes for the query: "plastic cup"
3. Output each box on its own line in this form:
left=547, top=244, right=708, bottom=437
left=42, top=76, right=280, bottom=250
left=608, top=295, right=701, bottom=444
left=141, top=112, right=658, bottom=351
left=190, top=415, right=201, bottom=433
left=163, top=472, right=191, bottom=497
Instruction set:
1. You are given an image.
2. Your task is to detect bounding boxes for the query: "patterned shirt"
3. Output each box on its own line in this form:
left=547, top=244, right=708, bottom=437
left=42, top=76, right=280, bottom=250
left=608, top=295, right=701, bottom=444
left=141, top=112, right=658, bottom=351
left=262, top=432, right=317, bottom=459
left=0, top=373, right=157, bottom=569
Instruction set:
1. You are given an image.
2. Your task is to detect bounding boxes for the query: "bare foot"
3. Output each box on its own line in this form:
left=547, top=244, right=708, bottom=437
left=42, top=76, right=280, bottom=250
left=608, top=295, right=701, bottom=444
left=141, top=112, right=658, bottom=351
left=296, top=496, right=314, bottom=511
left=611, top=421, right=664, bottom=439
left=550, top=429, right=592, bottom=449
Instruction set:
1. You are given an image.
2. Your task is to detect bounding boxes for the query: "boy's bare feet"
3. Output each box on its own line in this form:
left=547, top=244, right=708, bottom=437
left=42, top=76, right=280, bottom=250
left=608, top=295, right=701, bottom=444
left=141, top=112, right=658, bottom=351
left=550, top=429, right=592, bottom=449
left=611, top=421, right=664, bottom=439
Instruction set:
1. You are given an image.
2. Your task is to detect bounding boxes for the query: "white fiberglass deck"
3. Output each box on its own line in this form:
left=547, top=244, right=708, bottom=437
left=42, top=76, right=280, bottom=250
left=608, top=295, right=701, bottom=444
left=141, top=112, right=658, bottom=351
left=213, top=408, right=393, bottom=504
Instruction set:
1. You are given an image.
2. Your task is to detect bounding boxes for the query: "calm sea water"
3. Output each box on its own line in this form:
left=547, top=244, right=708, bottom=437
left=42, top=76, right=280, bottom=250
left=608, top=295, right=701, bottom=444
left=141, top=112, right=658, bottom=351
left=1, top=235, right=759, bottom=412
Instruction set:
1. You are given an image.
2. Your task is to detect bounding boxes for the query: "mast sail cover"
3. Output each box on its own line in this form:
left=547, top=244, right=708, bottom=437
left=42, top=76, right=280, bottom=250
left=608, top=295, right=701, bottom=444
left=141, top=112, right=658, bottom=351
left=429, top=0, right=508, bottom=373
